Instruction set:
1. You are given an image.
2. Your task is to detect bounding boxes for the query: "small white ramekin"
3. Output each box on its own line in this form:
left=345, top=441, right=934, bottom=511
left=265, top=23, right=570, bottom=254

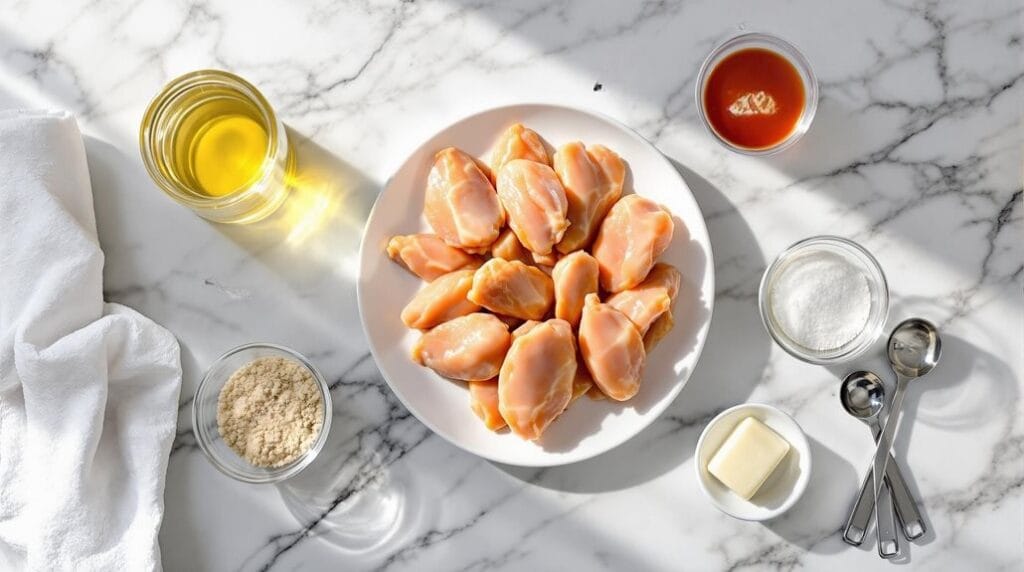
left=695, top=403, right=811, bottom=521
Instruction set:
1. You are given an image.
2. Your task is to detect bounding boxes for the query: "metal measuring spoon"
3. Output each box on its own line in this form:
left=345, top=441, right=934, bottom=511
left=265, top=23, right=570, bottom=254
left=840, top=371, right=927, bottom=556
left=868, top=319, right=941, bottom=534
left=840, top=371, right=899, bottom=557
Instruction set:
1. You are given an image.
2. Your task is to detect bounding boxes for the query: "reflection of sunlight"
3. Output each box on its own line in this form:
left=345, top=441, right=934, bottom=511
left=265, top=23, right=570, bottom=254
left=281, top=172, right=338, bottom=246
left=336, top=251, right=363, bottom=281
left=261, top=159, right=370, bottom=282
left=209, top=131, right=377, bottom=288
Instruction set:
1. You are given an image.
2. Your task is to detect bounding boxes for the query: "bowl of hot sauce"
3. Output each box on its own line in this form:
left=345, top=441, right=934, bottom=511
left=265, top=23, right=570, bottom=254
left=696, top=33, right=818, bottom=155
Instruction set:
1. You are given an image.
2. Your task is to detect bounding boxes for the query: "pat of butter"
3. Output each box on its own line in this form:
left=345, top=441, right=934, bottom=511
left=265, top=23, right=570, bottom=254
left=708, top=417, right=791, bottom=500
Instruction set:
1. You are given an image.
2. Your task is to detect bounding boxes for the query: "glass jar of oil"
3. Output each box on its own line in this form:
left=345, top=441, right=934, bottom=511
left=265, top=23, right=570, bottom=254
left=140, top=70, right=293, bottom=223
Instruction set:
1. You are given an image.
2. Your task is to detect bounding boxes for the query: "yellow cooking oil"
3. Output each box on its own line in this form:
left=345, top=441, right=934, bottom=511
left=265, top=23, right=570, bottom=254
left=189, top=113, right=268, bottom=197
left=171, top=97, right=270, bottom=198
left=140, top=70, right=293, bottom=223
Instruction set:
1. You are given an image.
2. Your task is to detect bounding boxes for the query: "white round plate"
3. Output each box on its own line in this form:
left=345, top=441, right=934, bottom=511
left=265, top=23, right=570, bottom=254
left=695, top=403, right=812, bottom=520
left=357, top=104, right=714, bottom=466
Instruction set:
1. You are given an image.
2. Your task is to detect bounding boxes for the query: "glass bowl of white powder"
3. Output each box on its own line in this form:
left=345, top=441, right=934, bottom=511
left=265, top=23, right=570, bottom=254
left=192, top=343, right=332, bottom=483
left=759, top=236, right=889, bottom=364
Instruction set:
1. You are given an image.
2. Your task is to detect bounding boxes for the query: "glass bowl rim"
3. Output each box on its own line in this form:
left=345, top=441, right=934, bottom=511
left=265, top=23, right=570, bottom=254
left=694, top=31, right=819, bottom=156
left=191, top=342, right=333, bottom=484
left=758, top=235, right=890, bottom=365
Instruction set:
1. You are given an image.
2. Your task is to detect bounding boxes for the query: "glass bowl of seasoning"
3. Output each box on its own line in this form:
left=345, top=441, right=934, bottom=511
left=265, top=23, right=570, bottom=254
left=759, top=236, right=889, bottom=364
left=695, top=32, right=818, bottom=155
left=192, top=343, right=332, bottom=483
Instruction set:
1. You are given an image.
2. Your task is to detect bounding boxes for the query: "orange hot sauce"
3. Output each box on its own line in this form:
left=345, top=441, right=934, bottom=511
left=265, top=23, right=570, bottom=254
left=702, top=48, right=806, bottom=150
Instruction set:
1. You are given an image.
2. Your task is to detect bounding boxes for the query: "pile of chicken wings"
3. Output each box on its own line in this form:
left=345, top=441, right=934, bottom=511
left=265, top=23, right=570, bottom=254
left=387, top=124, right=683, bottom=441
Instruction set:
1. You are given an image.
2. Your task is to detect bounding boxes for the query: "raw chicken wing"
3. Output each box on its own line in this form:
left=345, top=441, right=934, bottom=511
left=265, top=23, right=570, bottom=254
left=551, top=251, right=599, bottom=328
left=412, top=313, right=511, bottom=381
left=494, top=314, right=526, bottom=331
left=496, top=159, right=568, bottom=255
left=644, top=311, right=674, bottom=351
left=491, top=227, right=558, bottom=273
left=531, top=250, right=559, bottom=267
left=511, top=320, right=542, bottom=340
left=592, top=195, right=674, bottom=292
left=425, top=147, right=504, bottom=252
left=578, top=294, right=645, bottom=401
left=468, top=258, right=554, bottom=320
left=605, top=263, right=682, bottom=334
left=553, top=142, right=625, bottom=253
left=491, top=227, right=533, bottom=265
left=401, top=269, right=480, bottom=329
left=469, top=379, right=507, bottom=431
left=387, top=234, right=480, bottom=281
left=570, top=364, right=594, bottom=405
left=490, top=123, right=550, bottom=178
left=498, top=319, right=576, bottom=440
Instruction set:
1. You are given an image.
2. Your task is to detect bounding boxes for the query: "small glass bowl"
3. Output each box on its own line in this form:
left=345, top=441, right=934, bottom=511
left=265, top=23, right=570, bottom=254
left=139, top=70, right=293, bottom=224
left=192, top=343, right=332, bottom=484
left=695, top=32, right=818, bottom=156
left=758, top=236, right=889, bottom=365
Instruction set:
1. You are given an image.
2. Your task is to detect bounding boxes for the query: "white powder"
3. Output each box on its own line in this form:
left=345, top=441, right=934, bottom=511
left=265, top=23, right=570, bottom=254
left=769, top=250, right=871, bottom=351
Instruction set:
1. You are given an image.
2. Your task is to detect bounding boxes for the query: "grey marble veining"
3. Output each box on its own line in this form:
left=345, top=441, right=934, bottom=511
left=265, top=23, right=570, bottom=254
left=1, top=0, right=1021, bottom=570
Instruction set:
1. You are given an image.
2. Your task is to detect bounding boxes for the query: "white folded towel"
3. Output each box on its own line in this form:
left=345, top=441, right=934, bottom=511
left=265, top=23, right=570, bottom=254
left=0, top=110, right=182, bottom=571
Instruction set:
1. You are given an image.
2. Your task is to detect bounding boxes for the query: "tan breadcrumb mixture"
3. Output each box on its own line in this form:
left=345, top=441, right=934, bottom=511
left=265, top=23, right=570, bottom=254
left=217, top=357, right=324, bottom=468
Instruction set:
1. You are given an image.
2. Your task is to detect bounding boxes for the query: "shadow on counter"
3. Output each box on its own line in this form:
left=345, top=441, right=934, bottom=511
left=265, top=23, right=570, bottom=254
left=497, top=159, right=772, bottom=492
left=761, top=435, right=857, bottom=556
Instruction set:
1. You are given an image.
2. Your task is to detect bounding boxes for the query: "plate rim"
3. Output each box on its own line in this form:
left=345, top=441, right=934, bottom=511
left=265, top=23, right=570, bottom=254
left=356, top=102, right=716, bottom=467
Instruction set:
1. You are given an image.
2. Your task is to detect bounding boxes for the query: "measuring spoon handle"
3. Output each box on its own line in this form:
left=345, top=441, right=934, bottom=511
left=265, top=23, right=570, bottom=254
left=876, top=478, right=900, bottom=558
left=843, top=424, right=926, bottom=545
left=843, top=469, right=875, bottom=545
left=871, top=377, right=908, bottom=503
left=843, top=453, right=905, bottom=546
left=876, top=432, right=927, bottom=540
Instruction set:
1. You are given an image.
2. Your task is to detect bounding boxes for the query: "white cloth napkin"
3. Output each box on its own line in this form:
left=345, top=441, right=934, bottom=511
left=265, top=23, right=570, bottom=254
left=0, top=110, right=182, bottom=571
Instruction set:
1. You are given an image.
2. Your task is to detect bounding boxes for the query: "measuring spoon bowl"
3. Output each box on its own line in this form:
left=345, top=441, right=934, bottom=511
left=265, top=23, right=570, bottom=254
left=887, top=318, right=941, bottom=379
left=840, top=370, right=885, bottom=420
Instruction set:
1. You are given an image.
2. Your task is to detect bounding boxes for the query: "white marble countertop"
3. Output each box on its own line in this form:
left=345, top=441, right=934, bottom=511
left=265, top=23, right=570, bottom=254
left=2, top=0, right=1021, bottom=569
